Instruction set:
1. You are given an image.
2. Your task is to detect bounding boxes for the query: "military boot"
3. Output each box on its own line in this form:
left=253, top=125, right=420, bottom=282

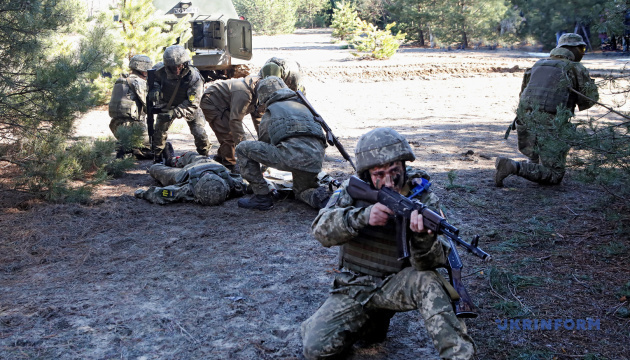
left=163, top=142, right=175, bottom=167
left=494, top=157, right=519, bottom=187
left=237, top=194, right=273, bottom=210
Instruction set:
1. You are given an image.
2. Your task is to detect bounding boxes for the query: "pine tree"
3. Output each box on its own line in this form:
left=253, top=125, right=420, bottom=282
left=0, top=0, right=128, bottom=202
left=233, top=0, right=298, bottom=35
left=296, top=0, right=331, bottom=28
left=513, top=0, right=606, bottom=49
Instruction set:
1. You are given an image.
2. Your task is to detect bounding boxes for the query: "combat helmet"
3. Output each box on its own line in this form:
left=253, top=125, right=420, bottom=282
left=194, top=173, right=229, bottom=206
left=257, top=76, right=287, bottom=105
left=129, top=55, right=153, bottom=72
left=355, top=127, right=415, bottom=176
left=163, top=45, right=191, bottom=66
left=556, top=33, right=586, bottom=48
left=260, top=62, right=282, bottom=78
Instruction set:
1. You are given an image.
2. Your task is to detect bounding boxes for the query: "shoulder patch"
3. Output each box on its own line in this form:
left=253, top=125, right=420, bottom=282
left=189, top=94, right=195, bottom=102
left=325, top=190, right=342, bottom=208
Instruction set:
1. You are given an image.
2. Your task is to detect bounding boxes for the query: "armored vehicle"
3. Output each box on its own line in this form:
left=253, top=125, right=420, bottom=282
left=154, top=0, right=253, bottom=81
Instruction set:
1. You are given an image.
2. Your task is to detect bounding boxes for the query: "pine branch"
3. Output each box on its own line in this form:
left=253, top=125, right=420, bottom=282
left=569, top=87, right=630, bottom=122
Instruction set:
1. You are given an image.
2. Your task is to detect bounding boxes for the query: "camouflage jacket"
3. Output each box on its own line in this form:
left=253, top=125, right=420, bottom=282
left=519, top=47, right=598, bottom=113
left=311, top=167, right=449, bottom=273
left=153, top=65, right=204, bottom=119
left=200, top=75, right=262, bottom=124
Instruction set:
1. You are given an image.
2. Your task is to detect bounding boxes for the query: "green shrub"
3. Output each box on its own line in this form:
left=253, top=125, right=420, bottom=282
left=331, top=1, right=361, bottom=41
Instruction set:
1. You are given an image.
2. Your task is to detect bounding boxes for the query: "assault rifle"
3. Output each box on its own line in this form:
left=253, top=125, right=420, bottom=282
left=296, top=90, right=356, bottom=171
left=346, top=175, right=491, bottom=318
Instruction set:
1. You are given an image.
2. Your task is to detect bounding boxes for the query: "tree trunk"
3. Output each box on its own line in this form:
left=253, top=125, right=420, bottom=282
left=418, top=28, right=425, bottom=46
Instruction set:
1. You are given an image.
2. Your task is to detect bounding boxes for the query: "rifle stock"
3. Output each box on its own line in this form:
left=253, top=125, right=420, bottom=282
left=295, top=91, right=357, bottom=171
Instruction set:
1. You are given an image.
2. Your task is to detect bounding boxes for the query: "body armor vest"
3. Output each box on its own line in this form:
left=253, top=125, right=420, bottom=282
left=340, top=200, right=408, bottom=277
left=109, top=76, right=139, bottom=120
left=266, top=99, right=326, bottom=145
left=178, top=162, right=227, bottom=187
left=159, top=67, right=198, bottom=109
left=520, top=59, right=573, bottom=114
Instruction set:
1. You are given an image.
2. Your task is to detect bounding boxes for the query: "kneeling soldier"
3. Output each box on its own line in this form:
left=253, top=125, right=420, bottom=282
left=235, top=76, right=329, bottom=210
left=302, top=127, right=476, bottom=360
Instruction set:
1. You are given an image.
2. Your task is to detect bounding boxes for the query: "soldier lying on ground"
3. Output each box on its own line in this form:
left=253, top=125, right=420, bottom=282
left=301, top=127, right=476, bottom=360
left=134, top=145, right=246, bottom=206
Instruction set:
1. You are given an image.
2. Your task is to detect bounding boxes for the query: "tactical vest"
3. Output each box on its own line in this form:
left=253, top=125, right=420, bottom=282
left=178, top=162, right=227, bottom=187
left=520, top=59, right=574, bottom=114
left=266, top=99, right=326, bottom=145
left=109, top=76, right=139, bottom=120
left=339, top=201, right=408, bottom=277
left=159, top=67, right=199, bottom=109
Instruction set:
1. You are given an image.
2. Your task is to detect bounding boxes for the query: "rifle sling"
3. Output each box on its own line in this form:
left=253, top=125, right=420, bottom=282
left=166, top=77, right=182, bottom=109
left=436, top=270, right=460, bottom=301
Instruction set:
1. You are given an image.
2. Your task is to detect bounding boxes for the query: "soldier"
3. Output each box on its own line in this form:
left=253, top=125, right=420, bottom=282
left=495, top=33, right=599, bottom=186
left=108, top=54, right=153, bottom=159
left=200, top=75, right=262, bottom=172
left=235, top=76, right=330, bottom=210
left=149, top=45, right=211, bottom=162
left=301, top=127, right=475, bottom=360
left=134, top=148, right=246, bottom=206
left=258, top=57, right=306, bottom=93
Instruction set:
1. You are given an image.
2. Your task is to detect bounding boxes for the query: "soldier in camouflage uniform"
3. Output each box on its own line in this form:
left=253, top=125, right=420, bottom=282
left=108, top=54, right=153, bottom=159
left=496, top=33, right=599, bottom=186
left=149, top=45, right=211, bottom=161
left=302, top=127, right=475, bottom=360
left=258, top=57, right=306, bottom=94
left=200, top=76, right=262, bottom=171
left=235, top=76, right=329, bottom=210
left=134, top=151, right=246, bottom=206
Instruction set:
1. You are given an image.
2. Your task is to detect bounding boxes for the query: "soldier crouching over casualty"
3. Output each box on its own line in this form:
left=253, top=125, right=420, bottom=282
left=200, top=75, right=262, bottom=172
left=258, top=57, right=306, bottom=94
left=108, top=54, right=153, bottom=159
left=149, top=45, right=211, bottom=162
left=301, top=127, right=475, bottom=360
left=134, top=146, right=246, bottom=206
left=235, top=76, right=330, bottom=211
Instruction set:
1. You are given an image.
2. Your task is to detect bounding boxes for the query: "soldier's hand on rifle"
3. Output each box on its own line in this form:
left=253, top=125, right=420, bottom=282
left=368, top=203, right=393, bottom=226
left=410, top=209, right=432, bottom=234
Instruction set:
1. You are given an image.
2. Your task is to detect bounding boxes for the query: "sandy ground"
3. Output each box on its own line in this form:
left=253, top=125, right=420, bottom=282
left=2, top=29, right=630, bottom=360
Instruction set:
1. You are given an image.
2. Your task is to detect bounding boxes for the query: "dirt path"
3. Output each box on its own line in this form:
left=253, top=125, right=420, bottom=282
left=1, top=29, right=629, bottom=360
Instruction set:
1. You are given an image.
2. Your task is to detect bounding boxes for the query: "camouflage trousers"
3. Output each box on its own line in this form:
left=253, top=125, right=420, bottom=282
left=152, top=109, right=210, bottom=156
left=235, top=137, right=326, bottom=209
left=136, top=165, right=194, bottom=205
left=201, top=103, right=248, bottom=166
left=301, top=267, right=475, bottom=360
left=516, top=113, right=571, bottom=185
left=136, top=152, right=211, bottom=205
left=109, top=117, right=152, bottom=159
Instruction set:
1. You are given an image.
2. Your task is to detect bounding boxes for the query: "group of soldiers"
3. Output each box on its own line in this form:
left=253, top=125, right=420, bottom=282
left=107, top=33, right=598, bottom=359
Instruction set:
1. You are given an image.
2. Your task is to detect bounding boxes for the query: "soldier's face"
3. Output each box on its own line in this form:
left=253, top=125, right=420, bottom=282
left=167, top=64, right=185, bottom=75
left=369, top=161, right=405, bottom=192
